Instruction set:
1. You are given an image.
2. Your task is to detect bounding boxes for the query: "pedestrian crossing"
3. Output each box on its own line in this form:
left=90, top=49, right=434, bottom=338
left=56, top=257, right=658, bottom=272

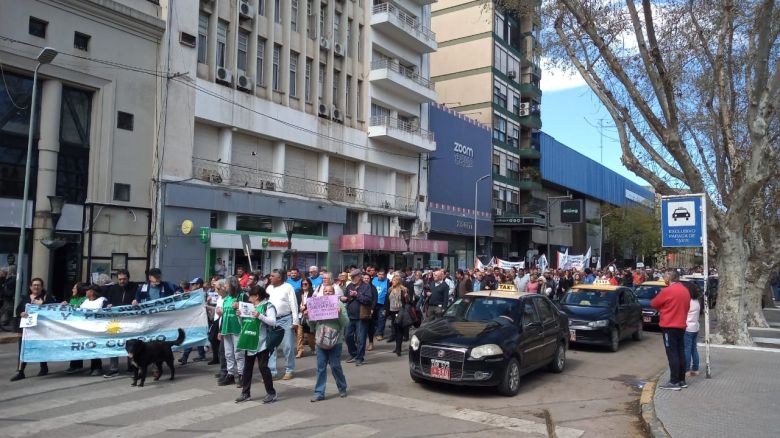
left=0, top=374, right=585, bottom=438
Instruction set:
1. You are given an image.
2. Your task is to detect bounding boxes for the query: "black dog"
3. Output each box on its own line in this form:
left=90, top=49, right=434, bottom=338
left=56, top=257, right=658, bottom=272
left=126, top=328, right=185, bottom=387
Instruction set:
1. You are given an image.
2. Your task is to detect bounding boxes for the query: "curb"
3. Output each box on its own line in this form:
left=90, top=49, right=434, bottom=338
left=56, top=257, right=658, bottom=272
left=0, top=333, right=20, bottom=344
left=640, top=370, right=670, bottom=438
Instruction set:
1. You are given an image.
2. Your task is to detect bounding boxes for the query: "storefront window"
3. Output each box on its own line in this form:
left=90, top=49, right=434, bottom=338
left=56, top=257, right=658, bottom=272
left=0, top=72, right=39, bottom=199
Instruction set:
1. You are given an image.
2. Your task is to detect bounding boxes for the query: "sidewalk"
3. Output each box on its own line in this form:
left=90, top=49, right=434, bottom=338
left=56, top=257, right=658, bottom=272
left=0, top=330, right=19, bottom=345
left=652, top=345, right=780, bottom=437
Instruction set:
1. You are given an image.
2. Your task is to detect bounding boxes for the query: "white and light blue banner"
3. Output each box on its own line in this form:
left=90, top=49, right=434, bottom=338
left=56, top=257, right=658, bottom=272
left=21, top=292, right=209, bottom=362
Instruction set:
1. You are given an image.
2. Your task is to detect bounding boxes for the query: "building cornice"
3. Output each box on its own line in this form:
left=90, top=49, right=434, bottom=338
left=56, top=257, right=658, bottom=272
left=42, top=0, right=165, bottom=42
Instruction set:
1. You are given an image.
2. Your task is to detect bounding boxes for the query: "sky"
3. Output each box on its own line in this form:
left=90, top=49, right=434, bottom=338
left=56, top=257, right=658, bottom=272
left=538, top=63, right=649, bottom=187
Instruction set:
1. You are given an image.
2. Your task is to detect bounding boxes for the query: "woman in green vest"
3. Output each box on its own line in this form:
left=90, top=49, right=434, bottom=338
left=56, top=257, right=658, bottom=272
left=217, top=276, right=244, bottom=387
left=62, top=282, right=87, bottom=374
left=235, top=285, right=278, bottom=404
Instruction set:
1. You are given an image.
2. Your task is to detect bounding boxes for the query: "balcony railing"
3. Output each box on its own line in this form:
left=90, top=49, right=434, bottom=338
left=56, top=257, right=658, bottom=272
left=192, top=158, right=416, bottom=213
left=371, top=59, right=435, bottom=90
left=369, top=115, right=434, bottom=142
left=372, top=3, right=436, bottom=42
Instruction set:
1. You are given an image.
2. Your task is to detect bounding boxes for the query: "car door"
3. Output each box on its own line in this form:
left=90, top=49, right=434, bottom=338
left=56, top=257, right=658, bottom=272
left=518, top=298, right=544, bottom=369
left=533, top=296, right=560, bottom=362
left=624, top=289, right=642, bottom=329
left=616, top=289, right=631, bottom=336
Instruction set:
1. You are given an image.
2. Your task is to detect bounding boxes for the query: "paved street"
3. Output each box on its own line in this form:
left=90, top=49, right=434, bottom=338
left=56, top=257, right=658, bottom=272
left=0, top=330, right=665, bottom=438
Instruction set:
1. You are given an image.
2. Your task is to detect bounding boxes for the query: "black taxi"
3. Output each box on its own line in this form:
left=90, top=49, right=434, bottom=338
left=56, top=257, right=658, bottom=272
left=409, top=284, right=569, bottom=396
left=560, top=280, right=643, bottom=352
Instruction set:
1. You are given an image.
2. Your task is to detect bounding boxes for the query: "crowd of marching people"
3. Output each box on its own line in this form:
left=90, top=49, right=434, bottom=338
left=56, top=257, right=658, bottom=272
left=4, top=259, right=718, bottom=402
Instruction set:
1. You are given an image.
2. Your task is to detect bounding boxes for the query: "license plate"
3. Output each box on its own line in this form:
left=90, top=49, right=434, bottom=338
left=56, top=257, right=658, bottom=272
left=643, top=316, right=651, bottom=323
left=430, top=359, right=451, bottom=380
left=569, top=329, right=576, bottom=342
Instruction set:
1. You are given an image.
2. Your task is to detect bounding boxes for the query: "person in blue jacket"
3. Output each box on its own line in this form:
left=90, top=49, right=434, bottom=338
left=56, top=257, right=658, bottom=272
left=132, top=268, right=179, bottom=304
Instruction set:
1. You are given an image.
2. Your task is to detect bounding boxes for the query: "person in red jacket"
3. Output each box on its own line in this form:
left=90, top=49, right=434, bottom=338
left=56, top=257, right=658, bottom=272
left=651, top=269, right=691, bottom=391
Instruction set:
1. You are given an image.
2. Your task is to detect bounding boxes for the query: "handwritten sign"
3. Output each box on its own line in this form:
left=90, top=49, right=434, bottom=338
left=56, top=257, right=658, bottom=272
left=238, top=302, right=255, bottom=317
left=20, top=313, right=38, bottom=328
left=306, top=295, right=340, bottom=321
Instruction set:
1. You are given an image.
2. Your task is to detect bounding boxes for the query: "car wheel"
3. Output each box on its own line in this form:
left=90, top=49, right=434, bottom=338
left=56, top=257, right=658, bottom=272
left=632, top=321, right=643, bottom=341
left=497, top=357, right=521, bottom=396
left=609, top=328, right=620, bottom=352
left=548, top=342, right=566, bottom=373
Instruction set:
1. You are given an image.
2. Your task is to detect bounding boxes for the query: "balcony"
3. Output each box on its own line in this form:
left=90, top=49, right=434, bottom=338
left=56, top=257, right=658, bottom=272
left=410, top=0, right=438, bottom=4
left=192, top=158, right=416, bottom=213
left=517, top=177, right=542, bottom=191
left=369, top=60, right=436, bottom=103
left=519, top=112, right=542, bottom=129
left=371, top=3, right=437, bottom=53
left=369, top=115, right=436, bottom=153
left=518, top=144, right=541, bottom=160
left=519, top=82, right=542, bottom=101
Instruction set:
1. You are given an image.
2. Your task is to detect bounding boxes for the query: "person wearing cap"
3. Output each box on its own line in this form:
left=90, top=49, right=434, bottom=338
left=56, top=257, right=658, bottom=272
left=103, top=269, right=136, bottom=377
left=179, top=277, right=208, bottom=364
left=132, top=268, right=179, bottom=305
left=343, top=269, right=373, bottom=366
left=308, top=266, right=323, bottom=290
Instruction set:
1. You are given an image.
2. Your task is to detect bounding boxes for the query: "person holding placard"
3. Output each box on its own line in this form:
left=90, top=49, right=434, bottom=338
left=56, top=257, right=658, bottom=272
left=235, top=286, right=278, bottom=404
left=306, top=284, right=349, bottom=402
left=10, top=278, right=54, bottom=382
left=217, top=276, right=245, bottom=387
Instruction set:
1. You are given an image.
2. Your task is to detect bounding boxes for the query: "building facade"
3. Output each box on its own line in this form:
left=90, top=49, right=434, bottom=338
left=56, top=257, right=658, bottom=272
left=156, top=0, right=441, bottom=280
left=430, top=0, right=543, bottom=260
left=0, top=0, right=164, bottom=299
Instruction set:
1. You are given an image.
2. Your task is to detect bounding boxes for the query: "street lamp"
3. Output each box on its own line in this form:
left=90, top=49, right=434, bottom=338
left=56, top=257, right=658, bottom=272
left=13, top=47, right=58, bottom=318
left=474, top=174, right=490, bottom=266
left=282, top=218, right=295, bottom=271
left=599, top=211, right=614, bottom=268
left=41, top=195, right=67, bottom=250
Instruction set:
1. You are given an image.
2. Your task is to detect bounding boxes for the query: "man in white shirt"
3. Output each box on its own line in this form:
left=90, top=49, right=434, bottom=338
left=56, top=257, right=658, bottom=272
left=515, top=268, right=530, bottom=292
left=266, top=270, right=299, bottom=380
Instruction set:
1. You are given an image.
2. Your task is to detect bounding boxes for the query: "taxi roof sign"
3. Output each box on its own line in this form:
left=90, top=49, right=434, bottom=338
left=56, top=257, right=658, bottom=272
left=592, top=279, right=612, bottom=285
left=496, top=283, right=517, bottom=292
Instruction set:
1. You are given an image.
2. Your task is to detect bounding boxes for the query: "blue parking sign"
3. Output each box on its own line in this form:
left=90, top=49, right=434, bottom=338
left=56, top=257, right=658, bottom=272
left=661, top=196, right=703, bottom=247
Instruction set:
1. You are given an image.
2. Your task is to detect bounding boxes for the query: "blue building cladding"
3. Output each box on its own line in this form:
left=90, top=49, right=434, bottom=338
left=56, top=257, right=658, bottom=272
left=538, top=132, right=653, bottom=207
left=428, top=104, right=493, bottom=236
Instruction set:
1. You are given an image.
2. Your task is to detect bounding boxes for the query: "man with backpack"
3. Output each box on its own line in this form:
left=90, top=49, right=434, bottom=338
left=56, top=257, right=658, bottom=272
left=305, top=284, right=349, bottom=402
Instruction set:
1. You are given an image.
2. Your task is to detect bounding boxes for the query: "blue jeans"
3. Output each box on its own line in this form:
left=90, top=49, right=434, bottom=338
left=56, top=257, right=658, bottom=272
left=268, top=314, right=295, bottom=376
left=772, top=285, right=780, bottom=301
left=345, top=319, right=368, bottom=362
left=181, top=346, right=206, bottom=361
left=313, top=343, right=347, bottom=398
left=373, top=304, right=386, bottom=338
left=683, top=331, right=699, bottom=372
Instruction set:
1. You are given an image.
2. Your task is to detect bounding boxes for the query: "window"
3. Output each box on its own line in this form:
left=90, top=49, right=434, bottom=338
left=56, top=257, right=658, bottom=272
left=318, top=63, right=325, bottom=99
left=508, top=122, right=520, bottom=147
left=493, top=153, right=500, bottom=174
left=291, top=0, right=299, bottom=32
left=216, top=20, right=228, bottom=68
left=506, top=156, right=519, bottom=180
left=357, top=80, right=363, bottom=119
left=345, top=75, right=351, bottom=115
left=334, top=12, right=341, bottom=36
left=358, top=24, right=364, bottom=61
left=371, top=103, right=390, bottom=121
left=274, top=0, right=282, bottom=23
left=333, top=70, right=340, bottom=104
left=113, top=183, right=130, bottom=202
left=522, top=300, right=540, bottom=326
left=29, top=17, right=47, bottom=38
left=512, top=94, right=520, bottom=115
left=319, top=3, right=326, bottom=36
left=306, top=0, right=313, bottom=37
left=117, top=111, right=134, bottom=131
left=289, top=51, right=298, bottom=97
left=59, top=87, right=93, bottom=204
left=369, top=214, right=391, bottom=236
left=534, top=298, right=556, bottom=325
left=237, top=30, right=249, bottom=72
left=347, top=19, right=353, bottom=56
left=493, top=114, right=507, bottom=142
left=272, top=45, right=281, bottom=91
left=256, top=38, right=266, bottom=85
left=493, top=81, right=507, bottom=107
left=258, top=0, right=265, bottom=16
left=73, top=32, right=90, bottom=51
left=494, top=12, right=505, bottom=39
left=197, top=13, right=209, bottom=63
left=305, top=58, right=312, bottom=102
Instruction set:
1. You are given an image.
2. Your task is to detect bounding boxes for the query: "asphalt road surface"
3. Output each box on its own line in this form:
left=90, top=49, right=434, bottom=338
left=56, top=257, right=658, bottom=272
left=0, top=330, right=665, bottom=437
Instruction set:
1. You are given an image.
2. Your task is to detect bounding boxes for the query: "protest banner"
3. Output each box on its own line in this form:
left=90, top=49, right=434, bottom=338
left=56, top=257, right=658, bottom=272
left=21, top=291, right=208, bottom=362
left=494, top=258, right=525, bottom=270
left=305, top=295, right=340, bottom=321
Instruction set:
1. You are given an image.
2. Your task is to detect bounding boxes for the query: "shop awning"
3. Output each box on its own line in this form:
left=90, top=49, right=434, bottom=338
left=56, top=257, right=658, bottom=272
left=340, top=234, right=448, bottom=253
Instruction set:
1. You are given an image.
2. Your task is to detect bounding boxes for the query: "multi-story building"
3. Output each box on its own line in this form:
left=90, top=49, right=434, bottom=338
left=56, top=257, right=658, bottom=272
left=431, top=0, right=543, bottom=260
left=0, top=0, right=165, bottom=299
left=157, top=0, right=441, bottom=279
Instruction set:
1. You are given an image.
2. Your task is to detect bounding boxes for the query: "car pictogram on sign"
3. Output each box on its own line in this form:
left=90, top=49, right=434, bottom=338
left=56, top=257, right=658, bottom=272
left=672, top=207, right=690, bottom=221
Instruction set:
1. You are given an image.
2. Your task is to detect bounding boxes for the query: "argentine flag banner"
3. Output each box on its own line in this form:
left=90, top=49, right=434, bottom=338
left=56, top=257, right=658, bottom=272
left=21, top=291, right=209, bottom=362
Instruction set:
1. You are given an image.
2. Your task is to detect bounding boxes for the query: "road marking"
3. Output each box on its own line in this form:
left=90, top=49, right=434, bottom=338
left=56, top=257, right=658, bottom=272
left=700, top=342, right=780, bottom=353
left=0, top=376, right=127, bottom=402
left=278, top=378, right=584, bottom=438
left=201, top=410, right=318, bottom=438
left=0, top=385, right=136, bottom=418
left=85, top=399, right=257, bottom=438
left=310, top=424, right=379, bottom=437
left=4, top=388, right=210, bottom=437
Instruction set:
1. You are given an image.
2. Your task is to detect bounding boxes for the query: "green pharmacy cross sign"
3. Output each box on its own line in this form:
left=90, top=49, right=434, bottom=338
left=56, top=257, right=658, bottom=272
left=199, top=227, right=210, bottom=243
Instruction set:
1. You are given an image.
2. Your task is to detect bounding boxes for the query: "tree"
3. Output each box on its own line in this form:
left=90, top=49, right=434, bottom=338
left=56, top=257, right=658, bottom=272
left=601, top=204, right=662, bottom=265
left=498, top=0, right=780, bottom=344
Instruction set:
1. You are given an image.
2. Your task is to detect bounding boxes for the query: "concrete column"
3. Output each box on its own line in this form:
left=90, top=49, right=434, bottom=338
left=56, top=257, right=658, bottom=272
left=207, top=0, right=219, bottom=80
left=357, top=211, right=370, bottom=235
left=247, top=5, right=259, bottom=92
left=273, top=141, right=285, bottom=193
left=271, top=218, right=285, bottom=270
left=31, top=79, right=62, bottom=286
left=324, top=0, right=334, bottom=109
left=218, top=127, right=232, bottom=183
left=318, top=152, right=329, bottom=198
left=281, top=0, right=291, bottom=106
left=312, top=0, right=321, bottom=108
left=297, top=0, right=308, bottom=111
left=356, top=162, right=366, bottom=190
left=217, top=212, right=236, bottom=275
left=264, top=0, right=277, bottom=100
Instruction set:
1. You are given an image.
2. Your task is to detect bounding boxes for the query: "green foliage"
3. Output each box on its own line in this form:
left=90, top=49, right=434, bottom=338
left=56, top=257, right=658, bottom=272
left=601, top=204, right=662, bottom=262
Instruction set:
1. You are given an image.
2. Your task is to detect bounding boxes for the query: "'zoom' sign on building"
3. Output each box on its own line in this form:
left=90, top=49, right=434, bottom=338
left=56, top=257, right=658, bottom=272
left=560, top=199, right=584, bottom=223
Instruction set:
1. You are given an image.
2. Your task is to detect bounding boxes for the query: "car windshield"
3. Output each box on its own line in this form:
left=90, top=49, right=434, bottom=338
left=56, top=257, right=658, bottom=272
left=445, top=297, right=519, bottom=323
left=562, top=289, right=617, bottom=307
left=635, top=285, right=662, bottom=299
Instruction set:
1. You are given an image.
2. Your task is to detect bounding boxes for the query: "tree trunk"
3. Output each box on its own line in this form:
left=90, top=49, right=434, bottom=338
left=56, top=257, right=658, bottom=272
left=712, top=225, right=753, bottom=345
left=744, top=261, right=770, bottom=327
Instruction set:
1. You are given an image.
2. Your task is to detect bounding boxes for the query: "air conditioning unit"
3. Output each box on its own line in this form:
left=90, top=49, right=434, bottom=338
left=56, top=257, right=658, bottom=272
left=216, top=67, right=233, bottom=84
left=332, top=106, right=343, bottom=121
left=345, top=186, right=357, bottom=197
left=201, top=170, right=222, bottom=184
left=507, top=70, right=517, bottom=79
left=318, top=103, right=330, bottom=117
left=518, top=102, right=531, bottom=116
left=320, top=37, right=330, bottom=50
left=420, top=221, right=430, bottom=233
left=236, top=73, right=252, bottom=91
left=260, top=180, right=276, bottom=190
left=334, top=43, right=345, bottom=57
left=239, top=1, right=253, bottom=19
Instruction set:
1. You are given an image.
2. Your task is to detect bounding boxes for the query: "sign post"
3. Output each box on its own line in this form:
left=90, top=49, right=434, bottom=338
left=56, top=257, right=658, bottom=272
left=661, top=194, right=710, bottom=379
